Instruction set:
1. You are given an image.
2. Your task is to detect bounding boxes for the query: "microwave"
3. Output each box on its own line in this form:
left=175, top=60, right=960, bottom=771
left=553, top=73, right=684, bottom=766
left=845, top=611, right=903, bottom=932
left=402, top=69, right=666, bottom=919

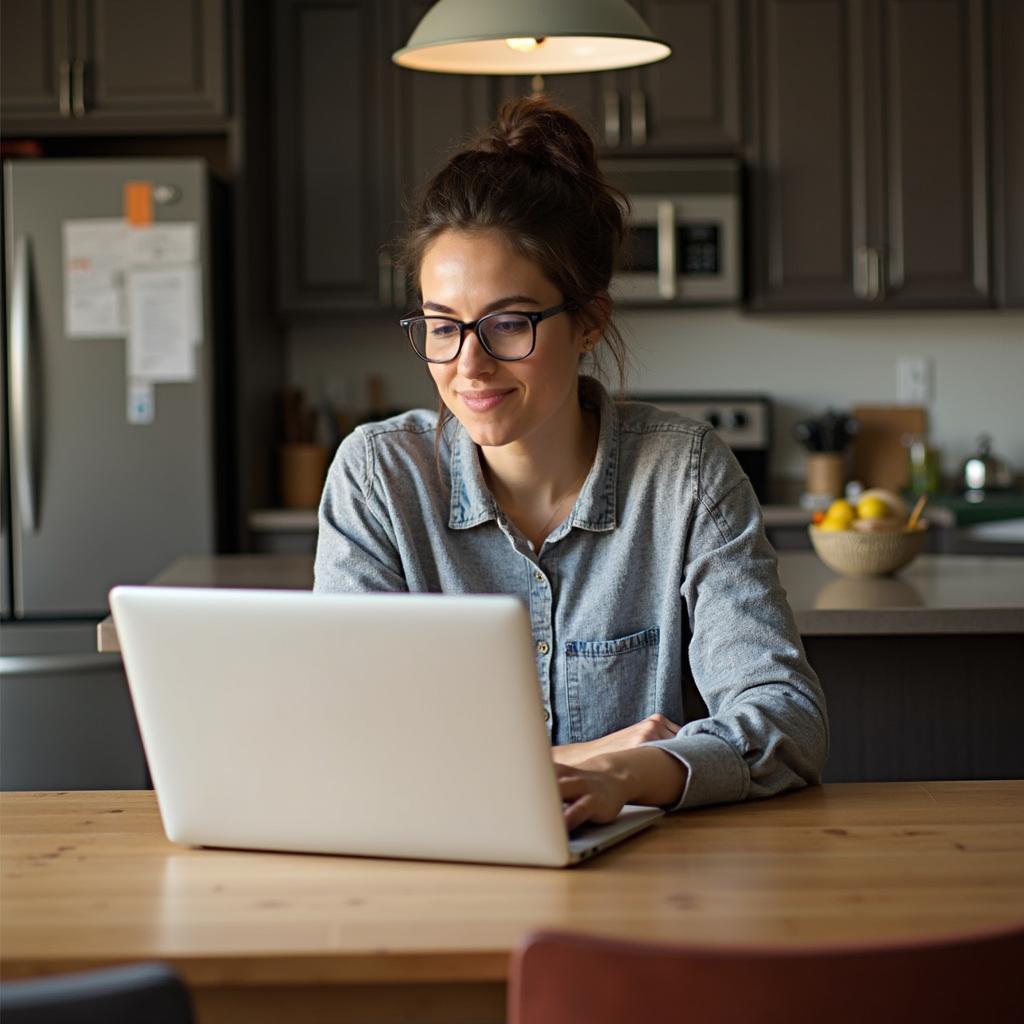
left=601, top=158, right=742, bottom=305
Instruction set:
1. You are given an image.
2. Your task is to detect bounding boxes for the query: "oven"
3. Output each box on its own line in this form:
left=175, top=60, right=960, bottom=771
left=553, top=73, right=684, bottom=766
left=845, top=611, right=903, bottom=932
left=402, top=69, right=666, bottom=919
left=629, top=393, right=772, bottom=503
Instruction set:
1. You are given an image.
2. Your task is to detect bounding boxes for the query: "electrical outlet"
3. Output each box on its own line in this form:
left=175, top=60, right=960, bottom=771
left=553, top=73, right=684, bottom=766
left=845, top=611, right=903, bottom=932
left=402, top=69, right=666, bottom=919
left=897, top=357, right=933, bottom=404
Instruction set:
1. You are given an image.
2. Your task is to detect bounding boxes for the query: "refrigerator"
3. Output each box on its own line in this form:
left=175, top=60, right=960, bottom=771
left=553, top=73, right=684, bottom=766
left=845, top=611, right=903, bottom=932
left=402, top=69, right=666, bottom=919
left=1, top=159, right=217, bottom=790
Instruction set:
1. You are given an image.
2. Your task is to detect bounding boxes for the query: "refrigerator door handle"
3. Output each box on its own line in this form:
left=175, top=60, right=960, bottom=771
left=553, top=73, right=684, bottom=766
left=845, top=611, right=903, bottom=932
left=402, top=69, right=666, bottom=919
left=9, top=236, right=39, bottom=533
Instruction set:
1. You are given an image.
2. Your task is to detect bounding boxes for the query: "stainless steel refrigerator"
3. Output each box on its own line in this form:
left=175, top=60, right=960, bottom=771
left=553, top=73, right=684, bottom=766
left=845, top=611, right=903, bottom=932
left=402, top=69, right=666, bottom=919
left=1, top=159, right=217, bottom=789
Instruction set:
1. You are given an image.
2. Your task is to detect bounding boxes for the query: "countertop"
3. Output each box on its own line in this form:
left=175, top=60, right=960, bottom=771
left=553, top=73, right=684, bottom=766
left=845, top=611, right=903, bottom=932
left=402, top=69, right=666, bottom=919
left=97, top=552, right=1024, bottom=653
left=3, top=783, right=1022, bottom=1024
left=248, top=504, right=959, bottom=531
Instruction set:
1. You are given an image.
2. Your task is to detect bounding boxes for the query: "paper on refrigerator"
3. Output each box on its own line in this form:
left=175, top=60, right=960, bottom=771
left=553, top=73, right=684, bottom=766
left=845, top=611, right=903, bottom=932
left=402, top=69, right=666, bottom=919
left=126, top=267, right=196, bottom=382
left=63, top=219, right=201, bottom=340
left=64, top=220, right=131, bottom=337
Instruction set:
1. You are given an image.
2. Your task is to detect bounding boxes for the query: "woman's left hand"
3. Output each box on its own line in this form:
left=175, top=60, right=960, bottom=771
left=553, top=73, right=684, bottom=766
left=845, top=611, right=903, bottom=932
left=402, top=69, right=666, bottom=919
left=556, top=757, right=631, bottom=831
left=555, top=748, right=689, bottom=830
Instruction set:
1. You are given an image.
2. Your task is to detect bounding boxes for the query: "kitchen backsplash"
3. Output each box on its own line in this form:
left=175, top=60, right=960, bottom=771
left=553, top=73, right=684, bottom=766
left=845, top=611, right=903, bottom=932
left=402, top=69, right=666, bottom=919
left=287, top=309, right=1024, bottom=491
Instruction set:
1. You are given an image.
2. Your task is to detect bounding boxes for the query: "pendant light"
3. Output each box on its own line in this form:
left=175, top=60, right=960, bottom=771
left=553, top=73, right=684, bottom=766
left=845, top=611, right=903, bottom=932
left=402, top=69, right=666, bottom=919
left=392, top=0, right=671, bottom=75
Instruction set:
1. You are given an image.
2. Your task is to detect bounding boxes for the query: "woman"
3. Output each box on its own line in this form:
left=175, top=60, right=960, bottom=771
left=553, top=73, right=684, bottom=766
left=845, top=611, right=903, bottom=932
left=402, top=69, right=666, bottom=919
left=315, top=97, right=828, bottom=831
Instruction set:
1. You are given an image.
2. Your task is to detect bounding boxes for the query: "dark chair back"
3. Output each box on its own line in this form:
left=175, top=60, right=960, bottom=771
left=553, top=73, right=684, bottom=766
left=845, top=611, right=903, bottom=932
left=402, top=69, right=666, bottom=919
left=0, top=962, right=193, bottom=1024
left=509, top=924, right=1024, bottom=1024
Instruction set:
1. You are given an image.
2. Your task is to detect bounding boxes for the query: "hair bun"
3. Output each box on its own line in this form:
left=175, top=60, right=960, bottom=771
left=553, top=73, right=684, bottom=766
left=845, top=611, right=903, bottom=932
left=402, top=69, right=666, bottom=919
left=476, top=95, right=599, bottom=179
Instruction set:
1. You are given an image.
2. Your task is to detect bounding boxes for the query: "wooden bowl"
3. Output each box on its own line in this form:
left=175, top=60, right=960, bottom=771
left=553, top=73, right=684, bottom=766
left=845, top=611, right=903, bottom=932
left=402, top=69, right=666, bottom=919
left=808, top=521, right=928, bottom=577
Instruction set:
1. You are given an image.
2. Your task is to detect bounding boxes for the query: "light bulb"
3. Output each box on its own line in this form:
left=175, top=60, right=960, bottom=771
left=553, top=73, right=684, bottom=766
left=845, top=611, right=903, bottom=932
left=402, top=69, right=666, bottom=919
left=505, top=37, right=543, bottom=52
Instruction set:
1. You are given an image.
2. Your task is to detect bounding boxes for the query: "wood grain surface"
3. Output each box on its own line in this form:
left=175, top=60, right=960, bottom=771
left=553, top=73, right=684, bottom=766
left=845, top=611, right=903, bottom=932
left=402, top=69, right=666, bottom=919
left=3, top=783, right=1023, bottom=1013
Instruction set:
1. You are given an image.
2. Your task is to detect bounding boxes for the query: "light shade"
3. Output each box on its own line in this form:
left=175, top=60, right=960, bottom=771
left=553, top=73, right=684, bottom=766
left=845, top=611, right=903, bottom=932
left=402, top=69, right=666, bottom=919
left=392, top=0, right=671, bottom=75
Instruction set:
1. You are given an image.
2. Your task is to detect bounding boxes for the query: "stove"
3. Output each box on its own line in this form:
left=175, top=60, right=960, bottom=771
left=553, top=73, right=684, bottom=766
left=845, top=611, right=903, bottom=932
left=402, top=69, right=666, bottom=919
left=628, top=393, right=773, bottom=503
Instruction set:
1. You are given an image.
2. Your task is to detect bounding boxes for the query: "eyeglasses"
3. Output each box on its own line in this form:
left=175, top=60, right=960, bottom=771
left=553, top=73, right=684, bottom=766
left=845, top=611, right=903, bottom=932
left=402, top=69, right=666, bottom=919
left=399, top=302, right=575, bottom=363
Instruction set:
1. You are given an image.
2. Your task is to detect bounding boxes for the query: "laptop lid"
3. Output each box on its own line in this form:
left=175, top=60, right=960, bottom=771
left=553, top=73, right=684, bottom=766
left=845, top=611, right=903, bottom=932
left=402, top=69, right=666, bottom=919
left=110, top=587, right=581, bottom=866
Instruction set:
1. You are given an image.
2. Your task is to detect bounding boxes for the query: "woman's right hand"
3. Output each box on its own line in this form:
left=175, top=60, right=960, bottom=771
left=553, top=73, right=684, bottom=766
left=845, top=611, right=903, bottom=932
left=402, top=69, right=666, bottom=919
left=552, top=714, right=682, bottom=767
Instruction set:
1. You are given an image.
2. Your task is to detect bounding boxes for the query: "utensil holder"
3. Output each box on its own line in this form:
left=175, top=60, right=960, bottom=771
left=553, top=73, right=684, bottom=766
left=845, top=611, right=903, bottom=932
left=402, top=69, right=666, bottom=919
left=805, top=452, right=846, bottom=499
left=279, top=443, right=329, bottom=509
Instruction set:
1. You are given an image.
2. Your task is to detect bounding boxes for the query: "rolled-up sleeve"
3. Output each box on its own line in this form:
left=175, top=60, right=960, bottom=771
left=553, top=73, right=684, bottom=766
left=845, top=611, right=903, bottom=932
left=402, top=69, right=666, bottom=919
left=645, top=429, right=829, bottom=810
left=314, top=430, right=408, bottom=593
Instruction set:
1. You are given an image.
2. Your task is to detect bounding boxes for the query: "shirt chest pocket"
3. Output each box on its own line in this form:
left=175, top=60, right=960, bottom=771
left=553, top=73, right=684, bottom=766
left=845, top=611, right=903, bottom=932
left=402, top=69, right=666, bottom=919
left=563, top=627, right=660, bottom=743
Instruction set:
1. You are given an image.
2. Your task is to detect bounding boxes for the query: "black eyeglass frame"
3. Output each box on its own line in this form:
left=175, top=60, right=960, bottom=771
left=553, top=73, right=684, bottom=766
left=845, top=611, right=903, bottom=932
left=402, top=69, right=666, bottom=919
left=399, top=301, right=577, bottom=364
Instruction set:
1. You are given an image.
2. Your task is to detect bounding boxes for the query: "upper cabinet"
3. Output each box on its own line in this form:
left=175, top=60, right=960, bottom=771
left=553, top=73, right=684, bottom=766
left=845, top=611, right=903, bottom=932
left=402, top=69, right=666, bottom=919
left=498, top=0, right=742, bottom=153
left=270, top=0, right=1016, bottom=316
left=273, top=0, right=389, bottom=312
left=990, top=0, right=1024, bottom=308
left=748, top=0, right=989, bottom=310
left=1, top=0, right=71, bottom=121
left=273, top=0, right=490, bottom=313
left=0, top=0, right=227, bottom=134
left=622, top=0, right=742, bottom=151
left=387, top=0, right=494, bottom=306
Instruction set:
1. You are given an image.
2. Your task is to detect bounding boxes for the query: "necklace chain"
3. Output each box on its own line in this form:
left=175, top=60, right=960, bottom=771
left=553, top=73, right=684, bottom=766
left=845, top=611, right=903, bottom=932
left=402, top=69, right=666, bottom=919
left=536, top=465, right=590, bottom=542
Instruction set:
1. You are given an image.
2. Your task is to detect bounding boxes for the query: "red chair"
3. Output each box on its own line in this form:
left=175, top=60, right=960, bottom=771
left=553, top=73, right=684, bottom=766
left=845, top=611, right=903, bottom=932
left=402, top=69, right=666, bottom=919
left=508, top=924, right=1024, bottom=1024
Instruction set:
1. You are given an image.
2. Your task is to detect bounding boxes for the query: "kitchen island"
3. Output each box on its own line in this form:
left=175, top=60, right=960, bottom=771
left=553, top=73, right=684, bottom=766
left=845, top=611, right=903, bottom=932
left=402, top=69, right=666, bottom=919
left=99, top=553, right=1024, bottom=784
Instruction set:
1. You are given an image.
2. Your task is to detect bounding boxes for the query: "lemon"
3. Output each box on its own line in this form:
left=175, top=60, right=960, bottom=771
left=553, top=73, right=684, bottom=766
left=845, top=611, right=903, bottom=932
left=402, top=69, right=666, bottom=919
left=825, top=499, right=855, bottom=527
left=818, top=516, right=849, bottom=532
left=857, top=495, right=891, bottom=520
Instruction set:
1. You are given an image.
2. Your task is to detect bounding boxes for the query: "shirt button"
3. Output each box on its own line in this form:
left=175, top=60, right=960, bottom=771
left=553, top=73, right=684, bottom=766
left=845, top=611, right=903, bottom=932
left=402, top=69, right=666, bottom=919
left=533, top=570, right=545, bottom=583
left=536, top=640, right=550, bottom=656
left=543, top=707, right=551, bottom=721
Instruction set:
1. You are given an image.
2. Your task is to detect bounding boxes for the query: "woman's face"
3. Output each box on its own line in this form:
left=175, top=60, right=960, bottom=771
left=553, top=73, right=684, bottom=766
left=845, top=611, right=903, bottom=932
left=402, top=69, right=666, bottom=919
left=419, top=228, right=589, bottom=452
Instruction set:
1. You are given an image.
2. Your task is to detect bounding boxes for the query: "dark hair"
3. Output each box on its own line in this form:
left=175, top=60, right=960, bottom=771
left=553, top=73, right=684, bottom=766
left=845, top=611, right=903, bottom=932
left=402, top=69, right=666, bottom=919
left=393, top=95, right=631, bottom=450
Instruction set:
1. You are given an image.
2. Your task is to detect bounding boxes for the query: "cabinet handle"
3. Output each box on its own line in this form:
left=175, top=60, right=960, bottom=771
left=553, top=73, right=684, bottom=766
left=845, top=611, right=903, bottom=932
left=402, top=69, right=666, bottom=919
left=378, top=254, right=393, bottom=308
left=855, top=246, right=884, bottom=301
left=854, top=246, right=869, bottom=299
left=72, top=60, right=87, bottom=117
left=866, top=248, right=881, bottom=301
left=631, top=89, right=647, bottom=146
left=603, top=90, right=621, bottom=147
left=59, top=60, right=72, bottom=117
left=656, top=200, right=677, bottom=299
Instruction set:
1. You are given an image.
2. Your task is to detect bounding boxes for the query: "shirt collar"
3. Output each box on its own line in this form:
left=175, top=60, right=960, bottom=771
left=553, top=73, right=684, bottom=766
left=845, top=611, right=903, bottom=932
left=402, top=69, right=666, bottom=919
left=447, top=375, right=619, bottom=534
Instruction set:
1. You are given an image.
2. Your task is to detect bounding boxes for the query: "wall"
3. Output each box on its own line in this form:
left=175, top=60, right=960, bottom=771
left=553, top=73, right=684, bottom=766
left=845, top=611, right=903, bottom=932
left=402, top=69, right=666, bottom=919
left=287, top=309, right=1024, bottom=495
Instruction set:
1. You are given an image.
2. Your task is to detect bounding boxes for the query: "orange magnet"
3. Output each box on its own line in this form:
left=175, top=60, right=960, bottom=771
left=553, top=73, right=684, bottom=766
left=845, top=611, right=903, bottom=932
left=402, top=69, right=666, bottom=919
left=124, top=181, right=154, bottom=225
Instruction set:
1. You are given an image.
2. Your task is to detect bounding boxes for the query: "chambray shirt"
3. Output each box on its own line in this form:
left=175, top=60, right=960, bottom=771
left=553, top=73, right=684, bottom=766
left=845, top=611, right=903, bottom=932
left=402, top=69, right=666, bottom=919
left=314, top=376, right=828, bottom=811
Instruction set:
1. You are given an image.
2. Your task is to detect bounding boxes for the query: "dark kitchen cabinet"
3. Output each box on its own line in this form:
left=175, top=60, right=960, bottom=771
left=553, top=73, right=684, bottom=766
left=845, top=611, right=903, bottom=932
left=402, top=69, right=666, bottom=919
left=387, top=1, right=495, bottom=308
left=991, top=0, right=1024, bottom=307
left=0, top=0, right=227, bottom=134
left=274, top=0, right=498, bottom=313
left=1, top=0, right=72, bottom=121
left=274, top=0, right=388, bottom=312
left=497, top=0, right=741, bottom=153
left=621, top=0, right=742, bottom=151
left=749, top=0, right=989, bottom=310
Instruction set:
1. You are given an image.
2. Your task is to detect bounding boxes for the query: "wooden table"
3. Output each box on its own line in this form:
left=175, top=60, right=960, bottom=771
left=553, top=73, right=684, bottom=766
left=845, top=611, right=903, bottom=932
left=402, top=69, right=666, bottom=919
left=3, top=783, right=1023, bottom=1023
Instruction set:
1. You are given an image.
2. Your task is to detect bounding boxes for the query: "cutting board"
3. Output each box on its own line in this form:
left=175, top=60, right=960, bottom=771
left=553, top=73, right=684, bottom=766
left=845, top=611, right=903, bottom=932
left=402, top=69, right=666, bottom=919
left=851, top=405, right=927, bottom=490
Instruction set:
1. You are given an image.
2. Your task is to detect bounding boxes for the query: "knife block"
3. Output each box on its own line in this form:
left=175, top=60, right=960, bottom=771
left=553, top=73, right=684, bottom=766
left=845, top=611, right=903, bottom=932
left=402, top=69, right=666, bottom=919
left=805, top=452, right=847, bottom=499
left=279, top=443, right=329, bottom=509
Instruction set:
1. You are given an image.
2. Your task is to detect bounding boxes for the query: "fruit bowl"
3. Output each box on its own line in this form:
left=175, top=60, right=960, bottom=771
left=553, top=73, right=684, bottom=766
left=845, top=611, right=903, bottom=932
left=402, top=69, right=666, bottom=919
left=808, top=520, right=928, bottom=577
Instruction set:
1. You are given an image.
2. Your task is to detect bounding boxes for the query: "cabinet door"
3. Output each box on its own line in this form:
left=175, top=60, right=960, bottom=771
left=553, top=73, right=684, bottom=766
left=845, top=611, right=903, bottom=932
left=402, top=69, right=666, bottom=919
left=749, top=0, right=866, bottom=308
left=388, top=1, right=495, bottom=306
left=0, top=0, right=72, bottom=122
left=73, top=0, right=226, bottom=120
left=878, top=0, right=988, bottom=306
left=627, top=0, right=741, bottom=151
left=991, top=0, right=1024, bottom=307
left=274, top=0, right=388, bottom=312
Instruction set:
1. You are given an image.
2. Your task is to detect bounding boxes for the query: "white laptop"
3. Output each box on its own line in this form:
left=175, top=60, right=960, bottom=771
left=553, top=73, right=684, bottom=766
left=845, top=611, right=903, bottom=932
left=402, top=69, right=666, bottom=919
left=109, top=587, right=664, bottom=867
